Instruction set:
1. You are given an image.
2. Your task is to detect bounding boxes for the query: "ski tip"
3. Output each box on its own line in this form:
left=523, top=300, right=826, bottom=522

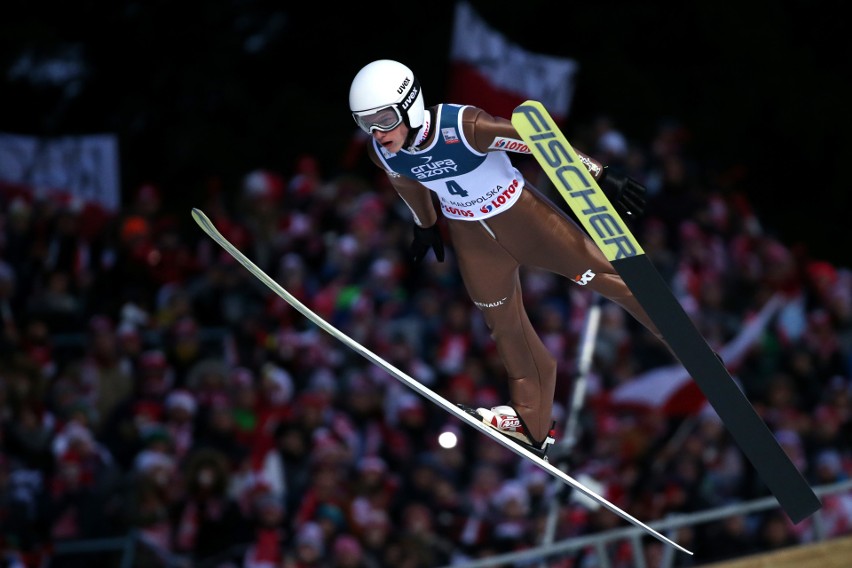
left=512, top=99, right=544, bottom=113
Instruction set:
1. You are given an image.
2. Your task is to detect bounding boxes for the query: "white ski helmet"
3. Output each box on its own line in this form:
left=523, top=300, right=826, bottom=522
left=349, top=59, right=424, bottom=134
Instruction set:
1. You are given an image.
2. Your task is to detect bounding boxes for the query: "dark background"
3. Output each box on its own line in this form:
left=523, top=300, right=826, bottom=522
left=1, top=0, right=850, bottom=264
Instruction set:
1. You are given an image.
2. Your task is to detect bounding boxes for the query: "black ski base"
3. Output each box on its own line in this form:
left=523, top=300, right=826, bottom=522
left=614, top=254, right=821, bottom=523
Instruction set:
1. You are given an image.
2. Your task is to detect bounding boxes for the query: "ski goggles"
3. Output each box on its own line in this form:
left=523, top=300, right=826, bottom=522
left=352, top=105, right=404, bottom=134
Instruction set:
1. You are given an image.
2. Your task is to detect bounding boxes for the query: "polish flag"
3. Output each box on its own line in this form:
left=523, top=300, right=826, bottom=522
left=609, top=364, right=709, bottom=416
left=609, top=294, right=786, bottom=416
left=448, top=2, right=578, bottom=123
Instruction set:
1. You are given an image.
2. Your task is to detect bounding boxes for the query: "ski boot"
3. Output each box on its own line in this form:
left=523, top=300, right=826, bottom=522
left=459, top=404, right=555, bottom=460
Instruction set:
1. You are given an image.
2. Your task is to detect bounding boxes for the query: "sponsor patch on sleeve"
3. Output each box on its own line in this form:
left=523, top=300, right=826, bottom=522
left=488, top=137, right=530, bottom=153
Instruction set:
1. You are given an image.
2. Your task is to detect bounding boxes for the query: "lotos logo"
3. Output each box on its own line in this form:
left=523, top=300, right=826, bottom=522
left=489, top=137, right=530, bottom=153
left=479, top=179, right=520, bottom=214
left=442, top=203, right=474, bottom=217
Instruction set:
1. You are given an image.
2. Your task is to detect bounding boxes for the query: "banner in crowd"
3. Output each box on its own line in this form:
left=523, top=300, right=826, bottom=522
left=0, top=132, right=121, bottom=212
left=448, top=1, right=578, bottom=123
left=610, top=294, right=786, bottom=416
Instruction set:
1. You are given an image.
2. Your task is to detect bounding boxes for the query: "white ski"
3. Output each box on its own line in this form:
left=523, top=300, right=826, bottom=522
left=191, top=207, right=692, bottom=556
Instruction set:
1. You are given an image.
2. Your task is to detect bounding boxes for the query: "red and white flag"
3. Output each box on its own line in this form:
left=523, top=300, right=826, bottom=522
left=609, top=294, right=787, bottom=416
left=448, top=2, right=578, bottom=123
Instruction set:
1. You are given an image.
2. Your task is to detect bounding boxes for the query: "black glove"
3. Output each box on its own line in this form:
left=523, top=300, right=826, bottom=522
left=600, top=167, right=647, bottom=218
left=410, top=223, right=445, bottom=263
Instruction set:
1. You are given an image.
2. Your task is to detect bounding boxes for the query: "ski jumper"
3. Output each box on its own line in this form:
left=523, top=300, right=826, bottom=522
left=368, top=103, right=664, bottom=443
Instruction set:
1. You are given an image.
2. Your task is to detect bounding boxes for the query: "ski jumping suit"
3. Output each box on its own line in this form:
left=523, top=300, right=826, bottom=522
left=367, top=103, right=664, bottom=443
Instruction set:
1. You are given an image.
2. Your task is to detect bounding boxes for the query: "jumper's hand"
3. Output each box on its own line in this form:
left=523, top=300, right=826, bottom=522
left=600, top=168, right=647, bottom=218
left=410, top=223, right=445, bottom=263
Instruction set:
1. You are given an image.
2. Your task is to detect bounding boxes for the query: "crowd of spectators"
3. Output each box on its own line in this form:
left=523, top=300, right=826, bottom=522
left=1, top=117, right=852, bottom=568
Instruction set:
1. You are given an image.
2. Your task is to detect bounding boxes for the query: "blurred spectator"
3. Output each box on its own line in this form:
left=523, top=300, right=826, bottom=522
left=0, top=261, right=20, bottom=354
left=294, top=463, right=351, bottom=531
left=391, top=502, right=452, bottom=567
left=356, top=509, right=392, bottom=567
left=489, top=480, right=535, bottom=553
left=113, top=214, right=159, bottom=309
left=67, top=315, right=134, bottom=434
left=115, top=320, right=145, bottom=373
left=282, top=520, right=324, bottom=568
left=173, top=448, right=245, bottom=561
left=27, top=270, right=83, bottom=334
left=5, top=400, right=53, bottom=472
left=239, top=489, right=288, bottom=568
left=123, top=450, right=179, bottom=565
left=129, top=184, right=162, bottom=223
left=48, top=422, right=121, bottom=544
left=100, top=349, right=173, bottom=469
left=193, top=398, right=247, bottom=469
left=0, top=454, right=48, bottom=564
left=330, top=533, right=367, bottom=568
left=185, top=358, right=231, bottom=410
left=239, top=168, right=286, bottom=274
left=146, top=220, right=200, bottom=289
left=757, top=511, right=799, bottom=552
left=163, top=390, right=197, bottom=461
left=591, top=115, right=629, bottom=167
left=164, top=315, right=212, bottom=388
left=263, top=419, right=312, bottom=514
left=349, top=456, right=398, bottom=534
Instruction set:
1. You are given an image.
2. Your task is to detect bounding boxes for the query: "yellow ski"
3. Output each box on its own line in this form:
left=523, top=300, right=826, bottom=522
left=512, top=100, right=820, bottom=524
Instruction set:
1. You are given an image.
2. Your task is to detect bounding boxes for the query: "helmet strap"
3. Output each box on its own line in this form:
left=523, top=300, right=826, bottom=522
left=403, top=126, right=418, bottom=150
left=406, top=109, right=431, bottom=151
